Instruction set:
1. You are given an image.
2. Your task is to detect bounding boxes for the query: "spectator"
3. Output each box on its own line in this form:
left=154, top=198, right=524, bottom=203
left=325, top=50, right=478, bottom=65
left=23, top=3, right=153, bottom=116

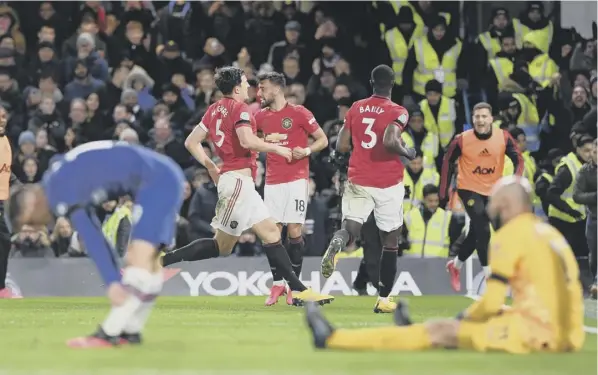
left=0, top=70, right=21, bottom=114
left=268, top=20, right=308, bottom=75
left=196, top=37, right=229, bottom=71
left=244, top=2, right=284, bottom=67
left=156, top=40, right=193, bottom=89
left=123, top=66, right=156, bottom=112
left=62, top=32, right=109, bottom=83
left=0, top=5, right=26, bottom=55
left=187, top=168, right=217, bottom=240
left=119, top=127, right=140, bottom=144
left=146, top=116, right=189, bottom=168
left=305, top=68, right=337, bottom=123
left=63, top=59, right=105, bottom=102
left=156, top=2, right=206, bottom=60
left=193, top=69, right=216, bottom=112
left=160, top=83, right=192, bottom=128
left=84, top=92, right=110, bottom=141
left=50, top=217, right=74, bottom=257
left=28, top=42, right=61, bottom=87
left=62, top=15, right=106, bottom=59
left=282, top=55, right=302, bottom=85
left=19, top=156, right=39, bottom=183
left=28, top=96, right=66, bottom=150
left=10, top=225, right=54, bottom=258
left=333, top=59, right=367, bottom=101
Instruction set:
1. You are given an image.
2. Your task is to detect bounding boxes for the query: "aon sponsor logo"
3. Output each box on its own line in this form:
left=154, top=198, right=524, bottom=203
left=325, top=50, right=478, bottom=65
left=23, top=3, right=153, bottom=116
left=472, top=166, right=496, bottom=175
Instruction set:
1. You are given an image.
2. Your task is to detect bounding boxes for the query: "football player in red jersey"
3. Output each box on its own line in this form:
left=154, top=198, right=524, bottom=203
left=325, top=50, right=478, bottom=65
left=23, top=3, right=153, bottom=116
left=320, top=65, right=416, bottom=313
left=162, top=67, right=333, bottom=306
left=255, top=72, right=329, bottom=306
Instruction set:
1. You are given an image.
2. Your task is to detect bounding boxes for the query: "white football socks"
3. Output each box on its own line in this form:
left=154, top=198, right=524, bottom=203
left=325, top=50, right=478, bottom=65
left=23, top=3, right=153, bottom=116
left=453, top=257, right=463, bottom=270
left=123, top=272, right=163, bottom=334
left=272, top=280, right=286, bottom=287
left=483, top=266, right=491, bottom=278
left=101, top=267, right=162, bottom=337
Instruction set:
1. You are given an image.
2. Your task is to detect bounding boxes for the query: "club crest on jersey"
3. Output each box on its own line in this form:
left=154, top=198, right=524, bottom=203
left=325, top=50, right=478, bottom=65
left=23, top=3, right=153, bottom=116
left=281, top=117, right=293, bottom=130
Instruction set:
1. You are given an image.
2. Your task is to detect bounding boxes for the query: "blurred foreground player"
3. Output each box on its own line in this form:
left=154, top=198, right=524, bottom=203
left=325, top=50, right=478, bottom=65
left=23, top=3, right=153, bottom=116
left=255, top=72, right=329, bottom=306
left=0, top=106, right=22, bottom=298
left=162, top=67, right=333, bottom=306
left=440, top=102, right=523, bottom=291
left=7, top=141, right=186, bottom=347
left=320, top=64, right=416, bottom=313
left=306, top=176, right=585, bottom=354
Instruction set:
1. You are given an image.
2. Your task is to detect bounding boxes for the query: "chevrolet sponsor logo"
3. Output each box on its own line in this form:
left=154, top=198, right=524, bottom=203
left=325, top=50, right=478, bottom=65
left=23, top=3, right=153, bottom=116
left=264, top=133, right=288, bottom=142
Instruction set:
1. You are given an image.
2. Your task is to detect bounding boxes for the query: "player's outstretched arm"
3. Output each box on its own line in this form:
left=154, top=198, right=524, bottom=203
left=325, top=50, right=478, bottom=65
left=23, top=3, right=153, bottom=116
left=185, top=123, right=218, bottom=171
left=236, top=126, right=291, bottom=161
left=382, top=123, right=415, bottom=159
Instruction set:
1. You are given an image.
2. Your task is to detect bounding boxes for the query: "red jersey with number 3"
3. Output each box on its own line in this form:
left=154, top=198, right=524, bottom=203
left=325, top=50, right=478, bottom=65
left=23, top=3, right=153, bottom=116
left=200, top=98, right=257, bottom=177
left=345, top=95, right=409, bottom=188
left=256, top=103, right=320, bottom=185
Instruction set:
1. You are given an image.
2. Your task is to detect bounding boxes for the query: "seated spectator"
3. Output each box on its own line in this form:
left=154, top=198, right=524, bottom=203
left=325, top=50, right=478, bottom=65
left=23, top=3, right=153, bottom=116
left=123, top=66, right=156, bottom=112
left=268, top=20, right=308, bottom=75
left=10, top=225, right=54, bottom=258
left=0, top=5, right=26, bottom=55
left=19, top=156, right=40, bottom=183
left=196, top=38, right=229, bottom=71
left=187, top=168, right=217, bottom=239
left=50, top=217, right=74, bottom=257
left=104, top=65, right=130, bottom=111
left=156, top=40, right=193, bottom=90
left=119, top=127, right=140, bottom=144
left=85, top=92, right=110, bottom=141
left=160, top=83, right=192, bottom=128
left=28, top=96, right=66, bottom=150
left=146, top=116, right=189, bottom=168
left=28, top=42, right=62, bottom=90
left=63, top=59, right=105, bottom=102
left=62, top=14, right=106, bottom=59
left=0, top=69, right=21, bottom=114
left=62, top=32, right=109, bottom=83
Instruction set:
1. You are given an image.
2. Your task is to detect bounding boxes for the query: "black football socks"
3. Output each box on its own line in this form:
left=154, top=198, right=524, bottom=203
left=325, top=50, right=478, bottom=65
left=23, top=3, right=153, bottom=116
left=263, top=241, right=307, bottom=292
left=288, top=236, right=304, bottom=277
left=378, top=247, right=398, bottom=298
left=162, top=239, right=220, bottom=266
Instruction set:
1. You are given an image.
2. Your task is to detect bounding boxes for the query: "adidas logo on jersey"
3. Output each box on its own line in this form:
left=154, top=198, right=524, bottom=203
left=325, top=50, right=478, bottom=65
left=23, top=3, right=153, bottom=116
left=478, top=148, right=491, bottom=157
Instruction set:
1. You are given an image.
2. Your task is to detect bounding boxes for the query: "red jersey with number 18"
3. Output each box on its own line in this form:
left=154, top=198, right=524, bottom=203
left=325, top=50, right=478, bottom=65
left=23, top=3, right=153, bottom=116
left=200, top=98, right=257, bottom=177
left=345, top=95, right=409, bottom=188
left=256, top=103, right=320, bottom=185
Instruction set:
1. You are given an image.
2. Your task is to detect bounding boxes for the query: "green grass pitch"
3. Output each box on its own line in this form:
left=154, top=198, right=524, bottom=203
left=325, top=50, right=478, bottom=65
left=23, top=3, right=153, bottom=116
left=0, top=296, right=595, bottom=375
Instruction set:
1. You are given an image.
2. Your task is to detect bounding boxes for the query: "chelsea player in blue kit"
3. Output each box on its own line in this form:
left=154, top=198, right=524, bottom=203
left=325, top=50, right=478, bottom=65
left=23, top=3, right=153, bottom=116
left=7, top=140, right=185, bottom=348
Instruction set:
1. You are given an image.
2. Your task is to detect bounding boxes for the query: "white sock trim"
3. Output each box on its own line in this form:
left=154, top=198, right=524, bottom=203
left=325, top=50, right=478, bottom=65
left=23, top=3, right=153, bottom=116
left=453, top=257, right=463, bottom=269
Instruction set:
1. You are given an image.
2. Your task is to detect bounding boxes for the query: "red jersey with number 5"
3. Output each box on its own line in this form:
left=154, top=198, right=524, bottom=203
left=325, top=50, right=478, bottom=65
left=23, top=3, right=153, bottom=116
left=200, top=98, right=257, bottom=177
left=256, top=103, right=320, bottom=185
left=345, top=95, right=409, bottom=188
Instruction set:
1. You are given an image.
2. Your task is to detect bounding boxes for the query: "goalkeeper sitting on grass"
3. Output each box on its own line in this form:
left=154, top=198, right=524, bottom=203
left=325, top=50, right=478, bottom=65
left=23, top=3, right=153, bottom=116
left=305, top=176, right=585, bottom=354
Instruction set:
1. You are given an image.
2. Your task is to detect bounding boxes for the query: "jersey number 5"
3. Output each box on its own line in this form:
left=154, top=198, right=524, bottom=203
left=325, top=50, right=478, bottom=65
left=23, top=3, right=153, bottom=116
left=214, top=119, right=225, bottom=147
left=361, top=118, right=377, bottom=149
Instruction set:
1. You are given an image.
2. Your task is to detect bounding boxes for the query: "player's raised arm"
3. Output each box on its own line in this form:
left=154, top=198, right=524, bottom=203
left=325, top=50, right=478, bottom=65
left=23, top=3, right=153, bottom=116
left=236, top=126, right=292, bottom=162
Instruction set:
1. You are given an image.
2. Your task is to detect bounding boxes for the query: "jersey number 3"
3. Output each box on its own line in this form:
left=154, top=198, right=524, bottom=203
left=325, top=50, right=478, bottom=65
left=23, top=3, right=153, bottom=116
left=214, top=119, right=225, bottom=147
left=361, top=118, right=377, bottom=149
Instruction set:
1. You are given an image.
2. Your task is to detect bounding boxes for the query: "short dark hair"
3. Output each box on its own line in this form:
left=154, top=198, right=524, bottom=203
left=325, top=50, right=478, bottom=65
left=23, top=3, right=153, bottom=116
left=422, top=184, right=439, bottom=197
left=473, top=102, right=493, bottom=113
left=215, top=66, right=245, bottom=95
left=509, top=127, right=525, bottom=139
left=578, top=134, right=595, bottom=148
left=370, top=64, right=394, bottom=92
left=257, top=71, right=286, bottom=88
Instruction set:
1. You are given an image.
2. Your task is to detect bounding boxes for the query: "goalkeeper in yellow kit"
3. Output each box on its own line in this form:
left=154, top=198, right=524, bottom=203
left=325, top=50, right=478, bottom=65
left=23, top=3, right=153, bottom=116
left=305, top=176, right=585, bottom=354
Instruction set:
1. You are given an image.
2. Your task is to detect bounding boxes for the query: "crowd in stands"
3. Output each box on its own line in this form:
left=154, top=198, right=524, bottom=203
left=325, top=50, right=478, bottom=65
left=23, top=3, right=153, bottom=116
left=4, top=1, right=597, bottom=261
